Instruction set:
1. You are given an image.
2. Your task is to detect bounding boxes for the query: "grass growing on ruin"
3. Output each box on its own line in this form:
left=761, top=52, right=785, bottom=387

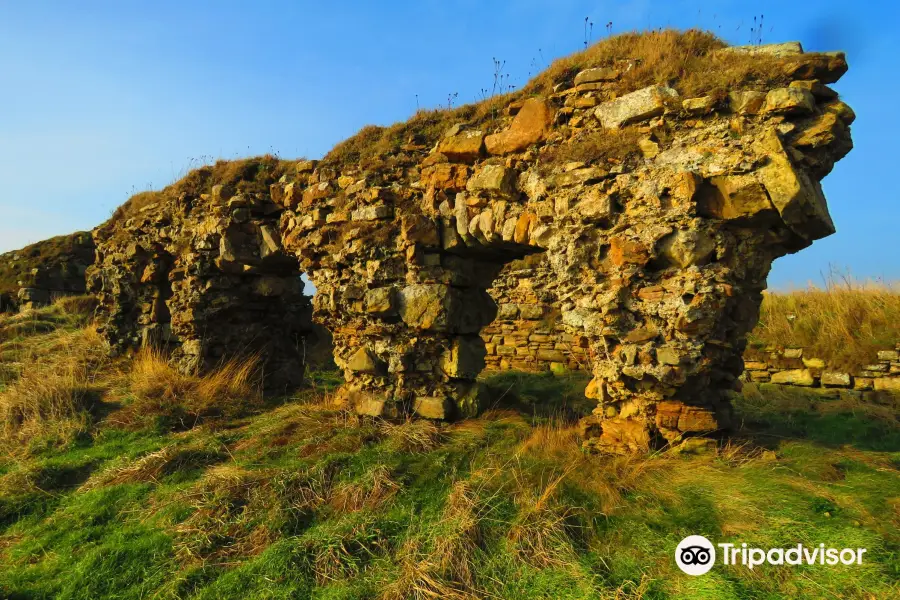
left=321, top=29, right=803, bottom=173
left=0, top=318, right=898, bottom=600
left=749, top=277, right=900, bottom=372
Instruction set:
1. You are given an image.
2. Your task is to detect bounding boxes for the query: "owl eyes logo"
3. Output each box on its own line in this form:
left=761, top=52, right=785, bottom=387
left=680, top=545, right=712, bottom=565
left=675, top=535, right=716, bottom=575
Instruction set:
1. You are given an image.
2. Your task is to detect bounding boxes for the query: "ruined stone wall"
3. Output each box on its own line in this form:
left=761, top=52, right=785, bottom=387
left=0, top=232, right=95, bottom=311
left=88, top=161, right=313, bottom=389
left=743, top=345, right=900, bottom=395
left=89, top=39, right=854, bottom=453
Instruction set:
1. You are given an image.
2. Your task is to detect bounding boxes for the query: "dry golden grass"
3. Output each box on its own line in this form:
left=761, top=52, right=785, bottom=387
left=379, top=418, right=446, bottom=454
left=53, top=294, right=99, bottom=323
left=329, top=465, right=401, bottom=513
left=125, top=347, right=262, bottom=426
left=750, top=277, right=900, bottom=371
left=105, top=155, right=292, bottom=225
left=0, top=325, right=107, bottom=447
left=540, top=126, right=643, bottom=171
left=380, top=480, right=489, bottom=600
left=506, top=459, right=582, bottom=568
left=523, top=28, right=784, bottom=99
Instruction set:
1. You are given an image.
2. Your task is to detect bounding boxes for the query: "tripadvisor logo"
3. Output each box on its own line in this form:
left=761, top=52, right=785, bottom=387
left=675, top=535, right=867, bottom=576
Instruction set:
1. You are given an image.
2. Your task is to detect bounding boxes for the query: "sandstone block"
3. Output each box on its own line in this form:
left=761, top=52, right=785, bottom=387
left=436, top=130, right=485, bottom=162
left=873, top=377, right=900, bottom=393
left=770, top=369, right=815, bottom=386
left=466, top=164, right=516, bottom=195
left=854, top=377, right=874, bottom=390
left=753, top=127, right=835, bottom=241
left=414, top=396, right=453, bottom=419
left=351, top=205, right=392, bottom=221
left=789, top=79, right=837, bottom=100
left=485, top=97, right=553, bottom=155
left=682, top=96, right=715, bottom=115
left=824, top=100, right=856, bottom=125
left=821, top=371, right=851, bottom=387
left=399, top=284, right=452, bottom=331
left=348, top=347, right=380, bottom=374
left=365, top=287, right=396, bottom=315
left=728, top=90, right=767, bottom=115
left=656, top=229, right=715, bottom=268
left=594, top=85, right=678, bottom=128
left=765, top=88, right=815, bottom=115
left=574, top=67, right=619, bottom=86
left=609, top=237, right=650, bottom=267
left=743, top=361, right=768, bottom=370
left=877, top=350, right=899, bottom=362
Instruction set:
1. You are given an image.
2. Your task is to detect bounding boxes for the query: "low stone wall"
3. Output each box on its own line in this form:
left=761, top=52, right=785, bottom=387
left=741, top=346, right=900, bottom=394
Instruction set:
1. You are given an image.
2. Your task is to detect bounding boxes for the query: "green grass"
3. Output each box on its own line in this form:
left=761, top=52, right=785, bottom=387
left=0, top=368, right=896, bottom=599
left=0, top=312, right=898, bottom=598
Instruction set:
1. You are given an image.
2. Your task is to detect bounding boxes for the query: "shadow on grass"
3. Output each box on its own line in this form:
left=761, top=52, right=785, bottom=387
left=480, top=369, right=594, bottom=420
left=734, top=383, right=900, bottom=452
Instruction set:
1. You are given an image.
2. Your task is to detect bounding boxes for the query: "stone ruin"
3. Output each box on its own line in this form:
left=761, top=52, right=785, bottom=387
left=81, top=39, right=853, bottom=453
left=0, top=232, right=95, bottom=312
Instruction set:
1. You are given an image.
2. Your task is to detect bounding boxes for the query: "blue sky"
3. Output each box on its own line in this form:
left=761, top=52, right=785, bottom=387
left=1, top=1, right=896, bottom=289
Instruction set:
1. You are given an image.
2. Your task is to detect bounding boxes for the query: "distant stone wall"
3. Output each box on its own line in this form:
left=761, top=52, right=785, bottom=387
left=742, top=346, right=900, bottom=394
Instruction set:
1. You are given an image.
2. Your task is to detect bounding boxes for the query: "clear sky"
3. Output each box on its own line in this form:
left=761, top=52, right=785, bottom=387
left=1, top=1, right=896, bottom=289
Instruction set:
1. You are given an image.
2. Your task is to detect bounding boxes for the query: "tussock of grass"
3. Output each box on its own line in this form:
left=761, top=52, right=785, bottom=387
left=506, top=461, right=582, bottom=568
left=0, top=326, right=106, bottom=447
left=125, top=347, right=262, bottom=427
left=750, top=277, right=900, bottom=371
left=329, top=464, right=401, bottom=513
left=53, top=294, right=99, bottom=323
left=379, top=418, right=445, bottom=453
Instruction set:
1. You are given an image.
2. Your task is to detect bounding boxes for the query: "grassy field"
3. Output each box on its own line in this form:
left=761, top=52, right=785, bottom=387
left=750, top=277, right=900, bottom=372
left=0, top=302, right=898, bottom=599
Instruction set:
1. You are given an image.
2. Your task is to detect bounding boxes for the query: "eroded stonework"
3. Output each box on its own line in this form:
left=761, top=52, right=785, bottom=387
left=89, top=41, right=854, bottom=452
left=88, top=168, right=313, bottom=390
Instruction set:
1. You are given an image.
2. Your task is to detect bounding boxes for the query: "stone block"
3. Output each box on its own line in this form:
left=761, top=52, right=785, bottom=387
left=436, top=129, right=485, bottom=162
left=820, top=371, right=851, bottom=387
left=873, top=377, right=900, bottom=393
left=485, top=97, right=553, bottom=155
left=414, top=396, right=453, bottom=420
left=574, top=67, right=619, bottom=85
left=764, top=88, right=816, bottom=115
left=594, top=85, right=679, bottom=128
left=770, top=369, right=815, bottom=386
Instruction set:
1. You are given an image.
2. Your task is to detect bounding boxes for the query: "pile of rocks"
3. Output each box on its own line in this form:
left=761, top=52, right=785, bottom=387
left=86, top=39, right=854, bottom=453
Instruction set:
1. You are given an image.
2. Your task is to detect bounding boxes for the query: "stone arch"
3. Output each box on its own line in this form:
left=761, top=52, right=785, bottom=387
left=89, top=172, right=314, bottom=392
